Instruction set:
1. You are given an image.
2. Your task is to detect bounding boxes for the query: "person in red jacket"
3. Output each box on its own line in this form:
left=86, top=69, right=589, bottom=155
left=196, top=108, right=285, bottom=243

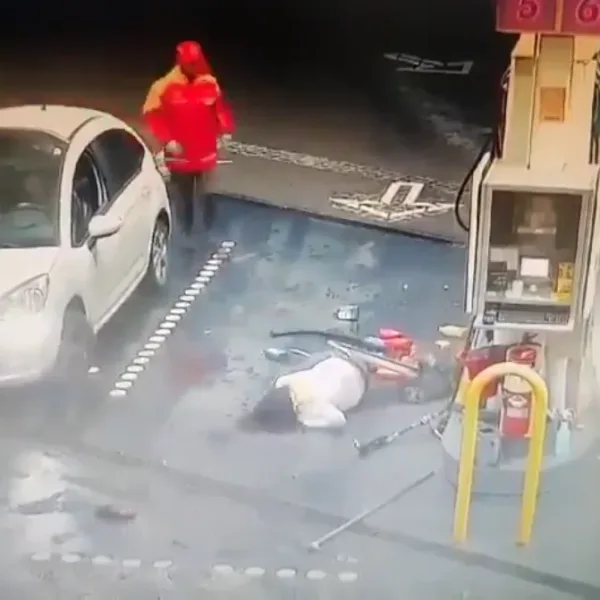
left=142, top=41, right=235, bottom=236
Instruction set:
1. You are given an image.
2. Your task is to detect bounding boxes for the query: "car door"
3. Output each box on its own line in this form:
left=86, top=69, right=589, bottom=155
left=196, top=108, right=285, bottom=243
left=90, top=129, right=150, bottom=301
left=68, top=148, right=112, bottom=326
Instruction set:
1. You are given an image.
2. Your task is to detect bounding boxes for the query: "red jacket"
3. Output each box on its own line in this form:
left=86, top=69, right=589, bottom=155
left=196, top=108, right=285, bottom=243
left=142, top=67, right=235, bottom=173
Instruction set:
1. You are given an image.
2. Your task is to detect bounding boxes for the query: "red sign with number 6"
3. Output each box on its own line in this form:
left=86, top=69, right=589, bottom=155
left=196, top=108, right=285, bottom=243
left=560, top=0, right=600, bottom=34
left=496, top=0, right=559, bottom=32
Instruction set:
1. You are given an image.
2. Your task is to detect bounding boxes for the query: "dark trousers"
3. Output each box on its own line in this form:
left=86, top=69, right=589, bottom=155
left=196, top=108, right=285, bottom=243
left=169, top=172, right=215, bottom=235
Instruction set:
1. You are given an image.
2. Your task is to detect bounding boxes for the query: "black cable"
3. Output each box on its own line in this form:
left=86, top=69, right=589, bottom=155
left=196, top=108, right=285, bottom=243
left=270, top=329, right=389, bottom=353
left=453, top=66, right=509, bottom=233
left=453, top=135, right=492, bottom=232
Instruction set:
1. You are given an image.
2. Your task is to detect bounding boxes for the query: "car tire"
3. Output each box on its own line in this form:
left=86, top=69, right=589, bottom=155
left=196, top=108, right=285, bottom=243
left=144, top=217, right=170, bottom=293
left=53, top=308, right=95, bottom=392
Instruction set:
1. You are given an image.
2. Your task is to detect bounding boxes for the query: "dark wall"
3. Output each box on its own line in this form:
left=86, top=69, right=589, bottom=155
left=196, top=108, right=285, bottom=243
left=1, top=0, right=505, bottom=91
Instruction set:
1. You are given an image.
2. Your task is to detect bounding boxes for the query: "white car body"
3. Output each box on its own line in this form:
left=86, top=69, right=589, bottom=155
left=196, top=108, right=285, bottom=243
left=0, top=105, right=172, bottom=386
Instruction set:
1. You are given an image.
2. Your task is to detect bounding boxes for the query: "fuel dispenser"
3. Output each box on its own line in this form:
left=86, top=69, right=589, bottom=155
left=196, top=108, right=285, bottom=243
left=442, top=1, right=600, bottom=493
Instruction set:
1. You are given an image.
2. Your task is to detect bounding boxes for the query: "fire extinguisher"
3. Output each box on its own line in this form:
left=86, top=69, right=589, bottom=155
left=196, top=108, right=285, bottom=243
left=500, top=342, right=540, bottom=438
left=459, top=344, right=508, bottom=408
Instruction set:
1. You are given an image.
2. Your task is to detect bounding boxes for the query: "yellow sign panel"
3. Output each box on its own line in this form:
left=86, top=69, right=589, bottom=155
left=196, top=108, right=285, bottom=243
left=553, top=261, right=574, bottom=302
left=539, top=87, right=566, bottom=122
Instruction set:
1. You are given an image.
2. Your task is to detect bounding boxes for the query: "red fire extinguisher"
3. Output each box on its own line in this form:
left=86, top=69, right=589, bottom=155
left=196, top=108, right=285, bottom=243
left=459, top=344, right=508, bottom=407
left=500, top=344, right=539, bottom=438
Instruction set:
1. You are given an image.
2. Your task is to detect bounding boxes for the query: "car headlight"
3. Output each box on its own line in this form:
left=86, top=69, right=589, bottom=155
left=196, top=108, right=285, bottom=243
left=0, top=274, right=49, bottom=318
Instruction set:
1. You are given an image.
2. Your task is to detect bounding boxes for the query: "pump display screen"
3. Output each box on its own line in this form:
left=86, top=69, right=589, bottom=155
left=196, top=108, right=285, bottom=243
left=482, top=301, right=571, bottom=326
left=484, top=190, right=582, bottom=314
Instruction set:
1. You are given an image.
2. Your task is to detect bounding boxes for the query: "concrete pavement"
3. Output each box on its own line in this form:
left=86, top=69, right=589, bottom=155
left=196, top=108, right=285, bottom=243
left=0, top=200, right=596, bottom=597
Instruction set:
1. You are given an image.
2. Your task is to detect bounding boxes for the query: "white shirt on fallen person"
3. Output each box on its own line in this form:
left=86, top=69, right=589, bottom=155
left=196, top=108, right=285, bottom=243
left=274, top=356, right=366, bottom=429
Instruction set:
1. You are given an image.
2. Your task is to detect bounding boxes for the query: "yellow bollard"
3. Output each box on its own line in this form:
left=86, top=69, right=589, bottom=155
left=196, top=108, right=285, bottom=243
left=452, top=362, right=548, bottom=545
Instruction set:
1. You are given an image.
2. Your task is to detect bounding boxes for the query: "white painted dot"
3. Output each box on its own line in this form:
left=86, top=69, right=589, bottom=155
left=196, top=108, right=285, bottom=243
left=203, top=265, right=219, bottom=272
left=180, top=295, right=195, bottom=302
left=220, top=247, right=233, bottom=254
left=92, top=555, right=113, bottom=566
left=187, top=286, right=203, bottom=293
left=30, top=552, right=51, bottom=562
left=306, top=570, right=327, bottom=581
left=169, top=308, right=186, bottom=315
left=88, top=366, right=100, bottom=374
left=160, top=321, right=177, bottom=329
left=127, top=365, right=144, bottom=373
left=120, top=372, right=138, bottom=381
left=144, top=342, right=162, bottom=350
left=221, top=241, right=235, bottom=248
left=244, top=566, right=266, bottom=578
left=109, top=389, right=127, bottom=398
left=149, top=335, right=166, bottom=343
left=213, top=564, right=235, bottom=575
left=338, top=571, right=358, bottom=583
left=115, top=380, right=133, bottom=390
left=133, top=357, right=150, bottom=365
left=153, top=560, right=173, bottom=569
left=213, top=252, right=229, bottom=259
left=276, top=568, right=296, bottom=579
left=138, top=350, right=155, bottom=357
left=207, top=259, right=222, bottom=266
left=165, top=314, right=181, bottom=322
left=175, top=302, right=191, bottom=309
left=199, top=269, right=215, bottom=277
left=155, top=328, right=172, bottom=336
left=122, top=559, right=142, bottom=568
left=61, top=553, right=81, bottom=564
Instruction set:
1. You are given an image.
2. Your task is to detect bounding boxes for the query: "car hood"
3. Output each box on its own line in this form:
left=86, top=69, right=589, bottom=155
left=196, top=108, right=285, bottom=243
left=0, top=248, right=59, bottom=296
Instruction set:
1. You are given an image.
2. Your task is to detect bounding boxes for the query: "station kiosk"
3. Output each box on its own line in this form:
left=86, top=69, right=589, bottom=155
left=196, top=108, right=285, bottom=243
left=442, top=0, right=600, bottom=493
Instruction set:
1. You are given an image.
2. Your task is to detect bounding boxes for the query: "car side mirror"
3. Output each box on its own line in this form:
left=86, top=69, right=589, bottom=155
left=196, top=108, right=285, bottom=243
left=88, top=214, right=122, bottom=240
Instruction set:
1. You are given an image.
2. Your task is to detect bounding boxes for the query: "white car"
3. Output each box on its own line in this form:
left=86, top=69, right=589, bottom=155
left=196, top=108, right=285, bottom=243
left=0, top=104, right=172, bottom=388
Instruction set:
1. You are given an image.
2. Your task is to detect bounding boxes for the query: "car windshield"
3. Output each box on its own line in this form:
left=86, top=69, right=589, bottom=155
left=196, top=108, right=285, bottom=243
left=0, top=129, right=65, bottom=248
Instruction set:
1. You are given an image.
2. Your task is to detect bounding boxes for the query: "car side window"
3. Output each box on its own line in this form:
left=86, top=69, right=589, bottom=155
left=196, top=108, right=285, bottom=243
left=71, top=150, right=103, bottom=246
left=92, top=129, right=144, bottom=202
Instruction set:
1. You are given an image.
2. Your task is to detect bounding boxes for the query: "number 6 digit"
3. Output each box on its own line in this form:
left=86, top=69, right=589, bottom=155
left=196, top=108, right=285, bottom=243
left=517, top=0, right=540, bottom=19
left=577, top=0, right=600, bottom=23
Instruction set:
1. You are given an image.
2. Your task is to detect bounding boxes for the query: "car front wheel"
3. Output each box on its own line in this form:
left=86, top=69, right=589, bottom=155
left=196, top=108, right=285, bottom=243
left=145, top=217, right=170, bottom=292
left=53, top=308, right=94, bottom=392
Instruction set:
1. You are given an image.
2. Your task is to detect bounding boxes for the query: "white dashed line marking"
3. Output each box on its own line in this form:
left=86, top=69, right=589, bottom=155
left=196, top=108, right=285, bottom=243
left=107, top=240, right=235, bottom=399
left=28, top=553, right=359, bottom=583
left=30, top=552, right=51, bottom=562
left=91, top=555, right=113, bottom=566
left=276, top=568, right=297, bottom=579
left=213, top=564, right=235, bottom=575
left=306, top=569, right=327, bottom=580
left=61, top=554, right=81, bottom=564
left=122, top=558, right=142, bottom=568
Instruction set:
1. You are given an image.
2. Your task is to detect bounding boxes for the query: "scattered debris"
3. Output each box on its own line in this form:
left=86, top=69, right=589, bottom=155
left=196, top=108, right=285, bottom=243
left=95, top=504, right=137, bottom=522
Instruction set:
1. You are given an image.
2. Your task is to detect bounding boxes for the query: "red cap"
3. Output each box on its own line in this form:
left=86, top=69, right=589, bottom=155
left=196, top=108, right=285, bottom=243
left=175, top=40, right=210, bottom=75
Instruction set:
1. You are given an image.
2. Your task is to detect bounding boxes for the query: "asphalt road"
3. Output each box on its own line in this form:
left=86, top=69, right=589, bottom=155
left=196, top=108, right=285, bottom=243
left=0, top=8, right=514, bottom=243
